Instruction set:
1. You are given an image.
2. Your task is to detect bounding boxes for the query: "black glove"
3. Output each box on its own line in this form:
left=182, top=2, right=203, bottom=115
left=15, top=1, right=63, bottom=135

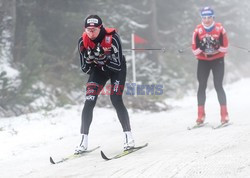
left=92, top=43, right=108, bottom=68
left=199, top=38, right=207, bottom=51
left=93, top=43, right=106, bottom=60
left=210, top=37, right=220, bottom=50
left=85, top=47, right=95, bottom=64
left=94, top=55, right=112, bottom=72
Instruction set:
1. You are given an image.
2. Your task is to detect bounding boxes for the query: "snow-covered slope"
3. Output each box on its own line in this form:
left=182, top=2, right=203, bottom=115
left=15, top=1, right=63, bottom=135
left=1, top=78, right=250, bottom=178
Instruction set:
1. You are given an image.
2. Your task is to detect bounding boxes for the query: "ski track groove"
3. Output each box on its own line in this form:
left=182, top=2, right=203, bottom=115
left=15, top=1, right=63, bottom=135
left=168, top=127, right=250, bottom=178
left=137, top=160, right=164, bottom=177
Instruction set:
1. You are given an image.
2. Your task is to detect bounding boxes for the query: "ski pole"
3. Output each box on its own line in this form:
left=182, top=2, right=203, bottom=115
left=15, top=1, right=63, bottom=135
left=230, top=44, right=250, bottom=52
left=178, top=44, right=250, bottom=53
left=178, top=45, right=191, bottom=53
left=123, top=48, right=167, bottom=53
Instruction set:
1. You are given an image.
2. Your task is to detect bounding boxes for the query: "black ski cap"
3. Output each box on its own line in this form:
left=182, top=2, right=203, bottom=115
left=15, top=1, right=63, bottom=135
left=85, top=15, right=102, bottom=28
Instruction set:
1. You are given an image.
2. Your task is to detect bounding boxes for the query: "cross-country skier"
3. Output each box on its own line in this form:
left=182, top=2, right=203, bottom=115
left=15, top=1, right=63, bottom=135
left=192, top=7, right=229, bottom=125
left=75, top=15, right=135, bottom=154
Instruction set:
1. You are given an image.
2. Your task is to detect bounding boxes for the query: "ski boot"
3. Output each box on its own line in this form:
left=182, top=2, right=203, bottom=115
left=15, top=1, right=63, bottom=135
left=75, top=134, right=88, bottom=154
left=123, top=131, right=135, bottom=151
left=196, top=105, right=205, bottom=125
left=221, top=105, right=229, bottom=124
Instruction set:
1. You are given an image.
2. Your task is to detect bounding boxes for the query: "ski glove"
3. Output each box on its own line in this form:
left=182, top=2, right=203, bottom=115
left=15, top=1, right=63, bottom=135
left=85, top=47, right=95, bottom=64
left=199, top=38, right=207, bottom=51
left=93, top=43, right=106, bottom=60
left=85, top=44, right=111, bottom=71
left=210, top=37, right=220, bottom=50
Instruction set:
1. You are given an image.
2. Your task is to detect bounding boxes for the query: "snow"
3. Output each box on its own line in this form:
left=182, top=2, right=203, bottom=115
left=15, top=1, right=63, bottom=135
left=0, top=64, right=19, bottom=78
left=0, top=27, right=19, bottom=79
left=1, top=78, right=250, bottom=178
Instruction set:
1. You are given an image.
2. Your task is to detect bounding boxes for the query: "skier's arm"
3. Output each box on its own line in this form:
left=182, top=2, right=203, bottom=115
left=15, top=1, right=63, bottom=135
left=78, top=37, right=93, bottom=74
left=192, top=29, right=203, bottom=56
left=218, top=27, right=228, bottom=53
left=104, top=33, right=123, bottom=72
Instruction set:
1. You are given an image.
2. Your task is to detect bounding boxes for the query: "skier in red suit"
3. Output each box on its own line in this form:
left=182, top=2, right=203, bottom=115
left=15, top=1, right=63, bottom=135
left=192, top=7, right=229, bottom=125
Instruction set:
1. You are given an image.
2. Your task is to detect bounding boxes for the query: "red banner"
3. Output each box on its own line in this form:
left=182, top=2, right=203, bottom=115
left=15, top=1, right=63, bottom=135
left=134, top=34, right=147, bottom=44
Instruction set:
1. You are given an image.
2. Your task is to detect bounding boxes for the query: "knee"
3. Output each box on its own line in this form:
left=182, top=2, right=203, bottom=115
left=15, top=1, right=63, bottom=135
left=84, top=93, right=97, bottom=110
left=214, top=85, right=223, bottom=92
left=214, top=82, right=223, bottom=91
left=83, top=99, right=96, bottom=111
left=110, top=95, right=123, bottom=106
left=83, top=83, right=99, bottom=110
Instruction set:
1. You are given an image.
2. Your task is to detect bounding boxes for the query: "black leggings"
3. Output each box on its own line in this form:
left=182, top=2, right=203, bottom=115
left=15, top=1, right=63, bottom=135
left=197, top=58, right=227, bottom=106
left=81, top=60, right=131, bottom=134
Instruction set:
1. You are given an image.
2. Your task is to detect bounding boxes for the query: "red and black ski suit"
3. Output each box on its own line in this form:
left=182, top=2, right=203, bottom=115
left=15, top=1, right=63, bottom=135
left=78, top=27, right=131, bottom=134
left=192, top=22, right=229, bottom=106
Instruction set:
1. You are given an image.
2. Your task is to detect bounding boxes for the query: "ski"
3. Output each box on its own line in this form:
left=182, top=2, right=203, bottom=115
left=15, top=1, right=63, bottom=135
left=187, top=122, right=209, bottom=130
left=100, top=143, right=148, bottom=161
left=212, top=122, right=232, bottom=129
left=49, top=146, right=100, bottom=164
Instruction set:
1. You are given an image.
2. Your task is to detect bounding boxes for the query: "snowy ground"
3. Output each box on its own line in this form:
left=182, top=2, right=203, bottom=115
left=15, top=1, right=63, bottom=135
left=1, top=78, right=250, bottom=178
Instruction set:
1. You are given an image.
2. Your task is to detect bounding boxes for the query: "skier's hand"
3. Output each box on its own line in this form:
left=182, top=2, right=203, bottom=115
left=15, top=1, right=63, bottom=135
left=210, top=37, right=220, bottom=50
left=94, top=60, right=106, bottom=71
left=85, top=48, right=95, bottom=64
left=93, top=56, right=110, bottom=67
left=199, top=38, right=206, bottom=51
left=93, top=43, right=106, bottom=60
left=93, top=55, right=112, bottom=72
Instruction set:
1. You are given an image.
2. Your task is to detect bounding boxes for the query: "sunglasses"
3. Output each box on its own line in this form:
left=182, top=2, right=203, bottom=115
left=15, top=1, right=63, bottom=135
left=201, top=16, right=214, bottom=20
left=85, top=27, right=100, bottom=33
